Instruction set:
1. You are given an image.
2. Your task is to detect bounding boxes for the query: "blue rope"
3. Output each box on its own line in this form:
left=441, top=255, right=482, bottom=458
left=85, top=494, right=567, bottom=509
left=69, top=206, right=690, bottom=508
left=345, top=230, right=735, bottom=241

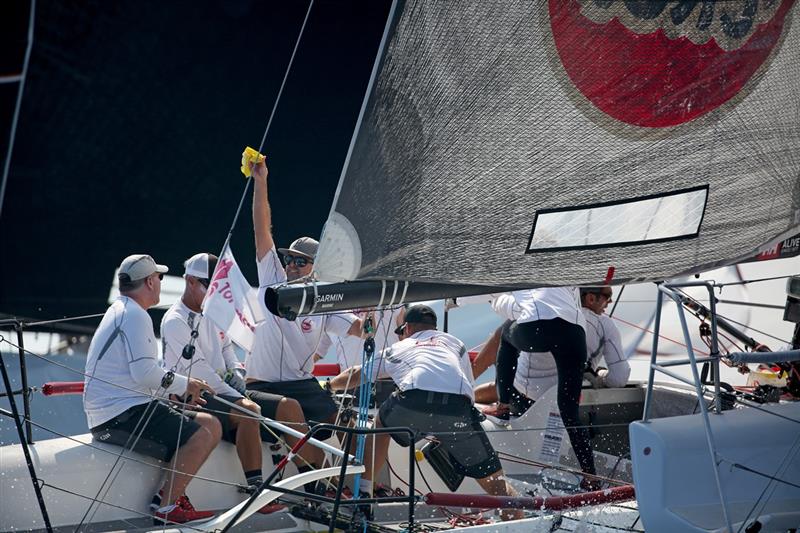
left=352, top=317, right=375, bottom=529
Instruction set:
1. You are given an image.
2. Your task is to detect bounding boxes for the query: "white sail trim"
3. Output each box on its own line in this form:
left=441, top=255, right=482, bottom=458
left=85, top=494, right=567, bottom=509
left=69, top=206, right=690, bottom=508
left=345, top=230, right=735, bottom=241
left=314, top=211, right=363, bottom=282
left=527, top=186, right=708, bottom=252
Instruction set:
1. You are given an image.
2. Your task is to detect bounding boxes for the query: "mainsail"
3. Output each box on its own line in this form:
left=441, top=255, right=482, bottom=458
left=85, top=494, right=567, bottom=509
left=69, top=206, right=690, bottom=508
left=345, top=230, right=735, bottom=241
left=270, top=0, right=800, bottom=317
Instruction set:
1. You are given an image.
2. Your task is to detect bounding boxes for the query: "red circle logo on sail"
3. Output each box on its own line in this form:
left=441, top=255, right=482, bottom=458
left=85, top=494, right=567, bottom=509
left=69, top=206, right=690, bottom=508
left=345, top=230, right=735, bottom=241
left=548, top=0, right=795, bottom=127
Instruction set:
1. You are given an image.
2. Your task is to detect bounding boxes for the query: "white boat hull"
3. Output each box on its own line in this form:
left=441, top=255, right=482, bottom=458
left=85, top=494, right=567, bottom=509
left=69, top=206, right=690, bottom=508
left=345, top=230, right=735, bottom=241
left=2, top=384, right=797, bottom=532
left=630, top=401, right=800, bottom=532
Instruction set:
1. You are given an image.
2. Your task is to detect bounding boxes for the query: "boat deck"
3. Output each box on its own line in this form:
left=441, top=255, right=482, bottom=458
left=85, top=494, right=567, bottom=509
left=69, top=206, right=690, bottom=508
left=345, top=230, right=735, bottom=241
left=14, top=501, right=644, bottom=533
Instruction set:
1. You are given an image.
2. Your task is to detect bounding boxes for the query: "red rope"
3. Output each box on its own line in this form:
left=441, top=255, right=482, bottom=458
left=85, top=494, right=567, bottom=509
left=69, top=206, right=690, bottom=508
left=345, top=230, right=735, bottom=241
left=610, top=315, right=710, bottom=355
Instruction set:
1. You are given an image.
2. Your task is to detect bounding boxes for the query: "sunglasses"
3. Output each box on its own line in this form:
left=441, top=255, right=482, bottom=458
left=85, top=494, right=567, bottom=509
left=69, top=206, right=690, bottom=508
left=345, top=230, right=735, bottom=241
left=153, top=273, right=164, bottom=280
left=197, top=277, right=209, bottom=288
left=283, top=255, right=312, bottom=268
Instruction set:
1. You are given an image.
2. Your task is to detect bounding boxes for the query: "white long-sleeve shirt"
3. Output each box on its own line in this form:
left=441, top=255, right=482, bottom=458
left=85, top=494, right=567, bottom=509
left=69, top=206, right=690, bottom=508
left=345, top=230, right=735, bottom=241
left=161, top=300, right=242, bottom=398
left=584, top=308, right=629, bottom=388
left=83, top=296, right=188, bottom=428
left=515, top=308, right=629, bottom=398
left=458, top=291, right=627, bottom=397
left=458, top=288, right=585, bottom=328
left=490, top=288, right=586, bottom=329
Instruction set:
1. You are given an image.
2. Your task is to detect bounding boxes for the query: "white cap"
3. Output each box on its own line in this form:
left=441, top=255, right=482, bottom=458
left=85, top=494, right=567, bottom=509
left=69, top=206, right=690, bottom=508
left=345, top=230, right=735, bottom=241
left=183, top=253, right=217, bottom=279
left=118, top=254, right=168, bottom=281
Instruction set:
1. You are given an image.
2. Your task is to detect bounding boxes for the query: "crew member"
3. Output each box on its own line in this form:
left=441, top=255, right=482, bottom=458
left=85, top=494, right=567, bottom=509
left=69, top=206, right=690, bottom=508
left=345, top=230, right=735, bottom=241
left=472, top=286, right=629, bottom=408
left=329, top=305, right=523, bottom=521
left=479, top=288, right=598, bottom=488
left=83, top=254, right=219, bottom=524
left=579, top=287, right=629, bottom=389
left=246, top=159, right=363, bottom=438
left=161, top=252, right=324, bottom=498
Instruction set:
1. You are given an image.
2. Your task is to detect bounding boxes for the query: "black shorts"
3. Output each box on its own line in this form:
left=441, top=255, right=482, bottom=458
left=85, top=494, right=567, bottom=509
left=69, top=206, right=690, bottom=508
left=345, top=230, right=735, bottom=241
left=202, top=394, right=247, bottom=443
left=248, top=378, right=337, bottom=440
left=378, top=389, right=503, bottom=479
left=91, top=401, right=200, bottom=462
left=244, top=390, right=284, bottom=444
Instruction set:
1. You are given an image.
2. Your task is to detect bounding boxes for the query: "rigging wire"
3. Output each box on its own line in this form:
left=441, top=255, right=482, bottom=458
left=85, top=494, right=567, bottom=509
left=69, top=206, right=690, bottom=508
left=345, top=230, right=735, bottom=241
left=712, top=274, right=794, bottom=288
left=609, top=315, right=710, bottom=355
left=671, top=286, right=790, bottom=345
left=51, top=3, right=323, bottom=527
left=709, top=313, right=790, bottom=346
left=78, top=301, right=206, bottom=532
left=733, top=430, right=800, bottom=533
left=607, top=285, right=625, bottom=317
left=0, top=0, right=36, bottom=221
left=40, top=482, right=208, bottom=533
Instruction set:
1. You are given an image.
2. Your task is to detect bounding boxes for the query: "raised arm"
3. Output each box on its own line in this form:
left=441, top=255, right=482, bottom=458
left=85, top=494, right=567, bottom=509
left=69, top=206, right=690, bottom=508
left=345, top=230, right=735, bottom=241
left=251, top=160, right=273, bottom=261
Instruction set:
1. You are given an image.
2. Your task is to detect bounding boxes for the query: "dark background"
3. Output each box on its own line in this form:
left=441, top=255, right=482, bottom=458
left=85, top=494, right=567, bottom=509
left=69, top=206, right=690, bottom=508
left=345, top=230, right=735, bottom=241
left=0, top=0, right=392, bottom=329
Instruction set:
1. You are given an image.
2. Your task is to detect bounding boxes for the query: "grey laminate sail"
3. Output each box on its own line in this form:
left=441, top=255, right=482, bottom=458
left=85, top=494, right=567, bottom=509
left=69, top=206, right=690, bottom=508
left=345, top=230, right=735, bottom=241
left=314, top=0, right=800, bottom=288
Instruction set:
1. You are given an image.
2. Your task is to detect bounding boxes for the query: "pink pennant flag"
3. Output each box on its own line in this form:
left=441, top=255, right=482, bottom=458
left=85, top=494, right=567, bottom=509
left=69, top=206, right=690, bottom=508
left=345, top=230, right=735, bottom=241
left=202, top=247, right=264, bottom=351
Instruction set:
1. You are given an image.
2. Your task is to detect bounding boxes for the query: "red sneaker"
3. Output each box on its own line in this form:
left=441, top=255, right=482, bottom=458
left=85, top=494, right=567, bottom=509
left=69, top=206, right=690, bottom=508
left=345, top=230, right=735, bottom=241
left=153, top=495, right=214, bottom=524
left=257, top=503, right=287, bottom=514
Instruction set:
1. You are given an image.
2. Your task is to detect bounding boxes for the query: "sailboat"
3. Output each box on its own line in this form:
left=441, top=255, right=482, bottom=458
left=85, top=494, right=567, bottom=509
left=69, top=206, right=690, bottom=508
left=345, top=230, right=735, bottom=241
left=3, top=0, right=800, bottom=531
left=262, top=0, right=800, bottom=530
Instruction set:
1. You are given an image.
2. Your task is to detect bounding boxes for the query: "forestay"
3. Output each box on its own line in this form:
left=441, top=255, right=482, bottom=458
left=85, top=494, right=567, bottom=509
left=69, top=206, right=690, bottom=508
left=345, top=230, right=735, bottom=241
left=314, top=0, right=800, bottom=288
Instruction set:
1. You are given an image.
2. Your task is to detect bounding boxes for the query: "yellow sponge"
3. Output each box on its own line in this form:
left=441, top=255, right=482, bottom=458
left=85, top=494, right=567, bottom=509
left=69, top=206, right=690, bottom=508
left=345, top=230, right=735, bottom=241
left=241, top=146, right=266, bottom=177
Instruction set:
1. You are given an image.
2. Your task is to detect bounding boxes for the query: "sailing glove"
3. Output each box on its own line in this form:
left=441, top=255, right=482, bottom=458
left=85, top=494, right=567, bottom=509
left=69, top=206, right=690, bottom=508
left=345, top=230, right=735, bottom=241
left=223, top=367, right=248, bottom=396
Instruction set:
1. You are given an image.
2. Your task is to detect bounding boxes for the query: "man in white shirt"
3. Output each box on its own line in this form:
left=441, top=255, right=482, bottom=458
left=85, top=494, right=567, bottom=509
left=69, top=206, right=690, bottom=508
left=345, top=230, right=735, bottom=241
left=579, top=287, right=630, bottom=389
left=476, top=288, right=598, bottom=487
left=246, top=159, right=363, bottom=440
left=316, top=307, right=402, bottom=410
left=329, top=305, right=522, bottom=521
left=473, top=286, right=629, bottom=406
left=84, top=254, right=219, bottom=524
left=163, top=252, right=326, bottom=497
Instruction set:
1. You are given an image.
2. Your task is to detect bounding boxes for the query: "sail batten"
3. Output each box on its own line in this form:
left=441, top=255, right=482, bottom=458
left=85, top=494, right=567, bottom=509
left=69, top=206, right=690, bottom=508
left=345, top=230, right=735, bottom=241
left=313, top=0, right=800, bottom=289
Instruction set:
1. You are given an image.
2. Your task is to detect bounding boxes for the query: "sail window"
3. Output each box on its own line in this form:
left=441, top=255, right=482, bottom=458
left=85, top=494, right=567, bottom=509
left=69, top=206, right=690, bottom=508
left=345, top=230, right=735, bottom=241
left=527, top=185, right=708, bottom=252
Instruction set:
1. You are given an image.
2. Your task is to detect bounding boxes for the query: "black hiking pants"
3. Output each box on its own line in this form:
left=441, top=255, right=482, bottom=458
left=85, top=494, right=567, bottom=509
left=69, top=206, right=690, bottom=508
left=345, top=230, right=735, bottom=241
left=496, top=317, right=596, bottom=475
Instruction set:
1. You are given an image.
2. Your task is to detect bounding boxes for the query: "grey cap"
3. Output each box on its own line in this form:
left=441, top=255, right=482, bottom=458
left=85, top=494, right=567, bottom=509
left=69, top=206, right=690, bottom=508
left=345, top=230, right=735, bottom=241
left=118, top=254, right=168, bottom=281
left=278, top=237, right=319, bottom=260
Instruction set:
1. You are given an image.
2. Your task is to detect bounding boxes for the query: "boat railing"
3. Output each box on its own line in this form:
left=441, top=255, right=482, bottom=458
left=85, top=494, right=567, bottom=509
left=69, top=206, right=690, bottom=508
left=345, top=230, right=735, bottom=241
left=0, top=315, right=375, bottom=533
left=0, top=318, right=35, bottom=444
left=642, top=280, right=735, bottom=533
left=0, top=317, right=53, bottom=531
left=216, top=421, right=418, bottom=533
